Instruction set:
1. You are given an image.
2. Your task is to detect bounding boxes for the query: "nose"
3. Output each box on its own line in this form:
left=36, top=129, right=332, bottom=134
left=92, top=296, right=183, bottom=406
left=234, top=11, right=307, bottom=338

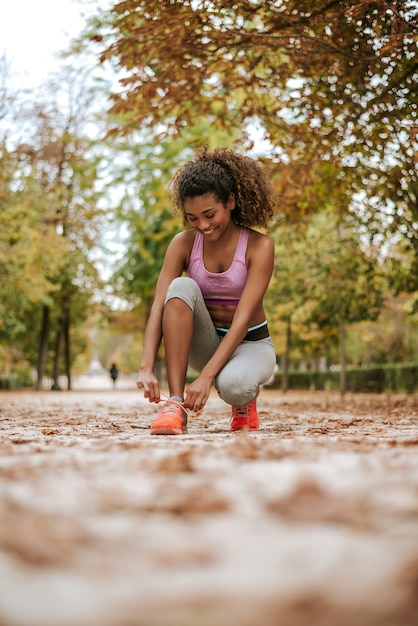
left=197, top=218, right=210, bottom=231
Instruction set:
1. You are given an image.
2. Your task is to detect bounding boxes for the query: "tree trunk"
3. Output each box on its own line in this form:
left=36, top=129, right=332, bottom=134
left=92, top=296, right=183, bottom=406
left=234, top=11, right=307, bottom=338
left=281, top=315, right=291, bottom=393
left=52, top=316, right=64, bottom=390
left=63, top=306, right=71, bottom=390
left=36, top=305, right=50, bottom=390
left=339, top=319, right=346, bottom=397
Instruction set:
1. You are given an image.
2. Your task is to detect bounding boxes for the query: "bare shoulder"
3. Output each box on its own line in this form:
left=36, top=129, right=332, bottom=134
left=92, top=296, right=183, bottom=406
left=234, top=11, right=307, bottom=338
left=165, top=229, right=196, bottom=265
left=156, top=230, right=196, bottom=281
left=247, top=228, right=274, bottom=256
left=168, top=229, right=195, bottom=252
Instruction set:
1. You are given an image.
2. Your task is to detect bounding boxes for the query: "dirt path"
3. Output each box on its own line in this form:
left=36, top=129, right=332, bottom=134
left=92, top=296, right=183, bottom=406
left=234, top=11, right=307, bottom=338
left=0, top=388, right=417, bottom=626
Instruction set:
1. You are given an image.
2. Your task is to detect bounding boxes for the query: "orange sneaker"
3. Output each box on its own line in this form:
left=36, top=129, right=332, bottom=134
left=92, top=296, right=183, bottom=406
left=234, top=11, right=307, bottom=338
left=150, top=398, right=187, bottom=435
left=230, top=398, right=259, bottom=431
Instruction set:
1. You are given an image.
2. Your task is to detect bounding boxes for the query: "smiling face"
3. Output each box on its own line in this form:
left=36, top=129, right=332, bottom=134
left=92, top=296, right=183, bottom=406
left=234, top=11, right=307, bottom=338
left=183, top=192, right=236, bottom=239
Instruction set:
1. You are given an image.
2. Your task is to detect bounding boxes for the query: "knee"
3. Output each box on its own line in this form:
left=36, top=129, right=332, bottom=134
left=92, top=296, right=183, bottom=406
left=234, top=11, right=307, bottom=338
left=165, top=277, right=200, bottom=304
left=216, top=370, right=258, bottom=406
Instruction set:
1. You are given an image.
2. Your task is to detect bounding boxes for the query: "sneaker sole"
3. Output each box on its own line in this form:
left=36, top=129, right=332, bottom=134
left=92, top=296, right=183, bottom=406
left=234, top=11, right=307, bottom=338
left=231, top=421, right=259, bottom=432
left=150, top=426, right=187, bottom=435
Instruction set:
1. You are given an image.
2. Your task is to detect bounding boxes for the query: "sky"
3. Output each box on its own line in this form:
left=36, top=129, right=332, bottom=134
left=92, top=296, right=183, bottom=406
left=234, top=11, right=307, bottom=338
left=1, top=0, right=98, bottom=87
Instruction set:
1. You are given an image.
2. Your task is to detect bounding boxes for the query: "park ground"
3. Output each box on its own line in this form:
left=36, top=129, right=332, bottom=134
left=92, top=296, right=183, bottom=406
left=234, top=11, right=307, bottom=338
left=0, top=383, right=417, bottom=626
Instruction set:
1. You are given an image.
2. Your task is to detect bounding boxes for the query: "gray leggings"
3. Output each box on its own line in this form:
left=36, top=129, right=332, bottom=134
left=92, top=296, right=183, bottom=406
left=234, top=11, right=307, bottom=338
left=165, top=277, right=276, bottom=406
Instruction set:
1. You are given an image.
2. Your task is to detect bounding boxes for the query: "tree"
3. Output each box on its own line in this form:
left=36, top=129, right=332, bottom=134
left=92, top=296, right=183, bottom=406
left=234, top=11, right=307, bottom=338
left=0, top=127, right=67, bottom=344
left=347, top=292, right=418, bottom=366
left=266, top=220, right=310, bottom=391
left=90, top=0, right=417, bottom=286
left=93, top=1, right=416, bottom=139
left=110, top=134, right=186, bottom=314
left=1, top=63, right=106, bottom=388
left=301, top=209, right=384, bottom=394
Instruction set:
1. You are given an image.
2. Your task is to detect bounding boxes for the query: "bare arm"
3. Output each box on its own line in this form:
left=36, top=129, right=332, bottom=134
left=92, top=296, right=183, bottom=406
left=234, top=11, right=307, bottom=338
left=136, top=232, right=189, bottom=402
left=184, top=233, right=274, bottom=411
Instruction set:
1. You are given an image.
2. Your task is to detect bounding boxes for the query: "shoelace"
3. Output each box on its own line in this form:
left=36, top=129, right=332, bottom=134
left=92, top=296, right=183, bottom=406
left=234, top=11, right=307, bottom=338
left=158, top=393, right=188, bottom=416
left=158, top=394, right=204, bottom=418
left=232, top=405, right=250, bottom=418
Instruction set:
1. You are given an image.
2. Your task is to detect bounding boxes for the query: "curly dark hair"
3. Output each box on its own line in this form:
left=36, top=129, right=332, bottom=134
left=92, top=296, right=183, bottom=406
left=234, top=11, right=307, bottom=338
left=169, top=147, right=275, bottom=229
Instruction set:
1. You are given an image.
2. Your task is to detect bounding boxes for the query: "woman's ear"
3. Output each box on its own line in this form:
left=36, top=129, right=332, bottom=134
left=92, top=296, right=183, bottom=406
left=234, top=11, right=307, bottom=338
left=227, top=193, right=236, bottom=210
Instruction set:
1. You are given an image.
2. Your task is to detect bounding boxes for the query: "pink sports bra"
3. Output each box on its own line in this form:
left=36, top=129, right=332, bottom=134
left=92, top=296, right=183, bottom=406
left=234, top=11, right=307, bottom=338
left=186, top=227, right=249, bottom=306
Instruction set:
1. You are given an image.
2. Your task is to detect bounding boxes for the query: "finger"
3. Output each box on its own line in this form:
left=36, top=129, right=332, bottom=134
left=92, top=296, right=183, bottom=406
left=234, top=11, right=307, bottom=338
left=149, top=391, right=158, bottom=404
left=148, top=384, right=160, bottom=404
left=185, top=392, right=203, bottom=413
left=153, top=380, right=160, bottom=397
left=194, top=399, right=205, bottom=413
left=195, top=393, right=208, bottom=412
left=184, top=393, right=195, bottom=410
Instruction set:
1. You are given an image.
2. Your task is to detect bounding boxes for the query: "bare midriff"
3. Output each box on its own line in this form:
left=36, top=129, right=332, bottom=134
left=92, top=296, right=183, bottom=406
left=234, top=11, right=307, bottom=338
left=207, top=304, right=237, bottom=329
left=207, top=303, right=267, bottom=331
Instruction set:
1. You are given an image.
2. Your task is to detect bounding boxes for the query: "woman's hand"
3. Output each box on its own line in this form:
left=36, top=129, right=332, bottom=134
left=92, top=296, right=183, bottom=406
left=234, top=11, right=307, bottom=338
left=184, top=374, right=213, bottom=412
left=136, top=368, right=160, bottom=403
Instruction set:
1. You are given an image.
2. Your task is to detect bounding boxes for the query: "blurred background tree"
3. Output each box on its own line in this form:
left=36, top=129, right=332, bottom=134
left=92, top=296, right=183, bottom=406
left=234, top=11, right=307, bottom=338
left=1, top=59, right=107, bottom=388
